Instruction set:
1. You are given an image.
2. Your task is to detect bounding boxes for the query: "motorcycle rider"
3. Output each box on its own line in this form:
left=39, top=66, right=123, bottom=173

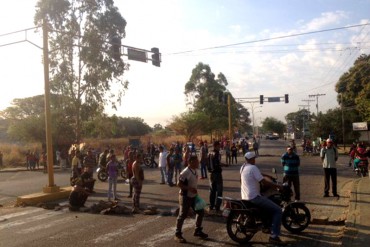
left=351, top=143, right=368, bottom=172
left=240, top=152, right=286, bottom=246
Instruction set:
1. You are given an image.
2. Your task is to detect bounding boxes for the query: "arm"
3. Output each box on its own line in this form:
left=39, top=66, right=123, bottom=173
left=177, top=178, right=197, bottom=194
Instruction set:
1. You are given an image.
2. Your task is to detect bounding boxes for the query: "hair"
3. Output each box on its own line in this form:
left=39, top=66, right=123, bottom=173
left=188, top=155, right=198, bottom=163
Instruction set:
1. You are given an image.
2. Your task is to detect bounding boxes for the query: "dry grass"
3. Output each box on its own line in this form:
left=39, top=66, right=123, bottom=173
left=0, top=142, right=41, bottom=167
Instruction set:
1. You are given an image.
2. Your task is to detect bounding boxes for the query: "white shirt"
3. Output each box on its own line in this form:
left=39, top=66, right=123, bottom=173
left=158, top=150, right=168, bottom=168
left=178, top=167, right=198, bottom=198
left=240, top=163, right=264, bottom=200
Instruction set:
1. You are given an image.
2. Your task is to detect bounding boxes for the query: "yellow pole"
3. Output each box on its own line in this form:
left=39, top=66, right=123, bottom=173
left=42, top=19, right=59, bottom=193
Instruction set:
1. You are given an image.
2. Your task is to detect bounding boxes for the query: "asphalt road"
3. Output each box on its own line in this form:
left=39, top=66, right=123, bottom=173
left=0, top=139, right=355, bottom=246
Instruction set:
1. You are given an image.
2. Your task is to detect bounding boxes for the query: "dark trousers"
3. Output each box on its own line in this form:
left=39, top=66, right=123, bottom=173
left=283, top=174, right=300, bottom=200
left=324, top=168, right=337, bottom=195
left=209, top=172, right=223, bottom=210
left=176, top=195, right=204, bottom=234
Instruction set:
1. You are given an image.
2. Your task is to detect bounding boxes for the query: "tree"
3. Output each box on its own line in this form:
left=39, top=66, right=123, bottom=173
left=167, top=111, right=208, bottom=141
left=34, top=0, right=129, bottom=142
left=0, top=95, right=75, bottom=144
left=336, top=54, right=370, bottom=121
left=261, top=117, right=286, bottom=135
left=184, top=62, right=250, bottom=136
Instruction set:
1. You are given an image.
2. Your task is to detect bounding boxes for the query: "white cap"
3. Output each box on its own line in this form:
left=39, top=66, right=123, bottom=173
left=244, top=152, right=256, bottom=160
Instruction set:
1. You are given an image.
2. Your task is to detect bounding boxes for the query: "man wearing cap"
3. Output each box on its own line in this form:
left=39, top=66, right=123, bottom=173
left=281, top=146, right=300, bottom=201
left=320, top=138, right=339, bottom=197
left=240, top=152, right=285, bottom=245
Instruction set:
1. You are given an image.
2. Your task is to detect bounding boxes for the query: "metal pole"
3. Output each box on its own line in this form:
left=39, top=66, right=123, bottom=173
left=42, top=19, right=59, bottom=193
left=341, top=94, right=346, bottom=150
left=228, top=94, right=232, bottom=141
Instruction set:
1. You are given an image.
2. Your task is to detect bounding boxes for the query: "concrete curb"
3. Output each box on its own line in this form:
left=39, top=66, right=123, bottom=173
left=342, top=178, right=360, bottom=245
left=16, top=186, right=73, bottom=206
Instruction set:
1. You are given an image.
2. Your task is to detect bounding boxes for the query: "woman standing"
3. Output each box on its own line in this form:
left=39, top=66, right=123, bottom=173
left=107, top=154, right=119, bottom=201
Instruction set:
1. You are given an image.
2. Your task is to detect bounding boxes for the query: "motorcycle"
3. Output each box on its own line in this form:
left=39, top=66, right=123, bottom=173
left=96, top=161, right=127, bottom=182
left=221, top=168, right=311, bottom=244
left=355, top=159, right=369, bottom=177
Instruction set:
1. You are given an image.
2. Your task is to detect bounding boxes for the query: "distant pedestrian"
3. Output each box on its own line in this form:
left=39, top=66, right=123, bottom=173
left=126, top=151, right=135, bottom=198
left=320, top=139, right=339, bottom=197
left=182, top=145, right=190, bottom=167
left=106, top=154, right=119, bottom=201
left=166, top=148, right=175, bottom=186
left=253, top=140, right=259, bottom=156
left=224, top=141, right=231, bottom=166
left=199, top=141, right=208, bottom=179
left=231, top=143, right=238, bottom=164
left=208, top=141, right=224, bottom=212
left=174, top=148, right=183, bottom=183
left=132, top=152, right=144, bottom=214
left=174, top=155, right=208, bottom=243
left=83, top=149, right=97, bottom=177
left=158, top=146, right=168, bottom=184
left=281, top=146, right=300, bottom=201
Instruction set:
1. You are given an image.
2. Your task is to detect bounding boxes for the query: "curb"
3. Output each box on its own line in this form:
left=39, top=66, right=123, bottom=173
left=341, top=178, right=360, bottom=245
left=16, top=186, right=73, bottom=206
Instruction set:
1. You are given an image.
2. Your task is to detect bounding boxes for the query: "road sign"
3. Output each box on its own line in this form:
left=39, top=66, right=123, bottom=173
left=127, top=48, right=147, bottom=62
left=268, top=97, right=281, bottom=102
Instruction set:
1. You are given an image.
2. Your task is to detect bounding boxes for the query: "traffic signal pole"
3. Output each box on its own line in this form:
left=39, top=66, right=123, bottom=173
left=42, top=20, right=59, bottom=193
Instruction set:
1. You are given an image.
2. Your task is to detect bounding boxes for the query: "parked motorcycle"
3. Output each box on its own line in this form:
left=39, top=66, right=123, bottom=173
left=96, top=161, right=127, bottom=182
left=221, top=168, right=311, bottom=244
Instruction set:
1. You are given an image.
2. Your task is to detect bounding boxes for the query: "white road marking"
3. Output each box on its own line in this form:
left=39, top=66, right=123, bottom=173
left=0, top=210, right=63, bottom=230
left=92, top=216, right=161, bottom=243
left=18, top=217, right=73, bottom=234
left=0, top=208, right=44, bottom=220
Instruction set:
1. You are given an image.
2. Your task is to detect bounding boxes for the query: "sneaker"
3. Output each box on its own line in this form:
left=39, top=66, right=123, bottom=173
left=174, top=233, right=187, bottom=243
left=269, top=236, right=286, bottom=246
left=194, top=229, right=208, bottom=239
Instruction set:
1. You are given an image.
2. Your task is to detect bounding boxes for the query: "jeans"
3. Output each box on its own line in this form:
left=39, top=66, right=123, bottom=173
left=176, top=195, right=204, bottom=234
left=108, top=176, right=117, bottom=199
left=167, top=166, right=174, bottom=185
left=159, top=166, right=167, bottom=183
left=209, top=172, right=223, bottom=210
left=251, top=195, right=282, bottom=238
left=283, top=174, right=300, bottom=200
left=200, top=160, right=208, bottom=178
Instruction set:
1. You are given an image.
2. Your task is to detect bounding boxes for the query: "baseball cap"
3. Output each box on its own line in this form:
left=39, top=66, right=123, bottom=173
left=244, top=152, right=256, bottom=160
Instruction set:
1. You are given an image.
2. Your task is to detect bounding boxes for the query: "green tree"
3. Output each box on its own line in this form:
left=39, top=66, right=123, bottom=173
left=34, top=0, right=129, bottom=142
left=167, top=111, right=208, bottom=141
left=184, top=62, right=250, bottom=136
left=336, top=54, right=370, bottom=121
left=261, top=117, right=286, bottom=135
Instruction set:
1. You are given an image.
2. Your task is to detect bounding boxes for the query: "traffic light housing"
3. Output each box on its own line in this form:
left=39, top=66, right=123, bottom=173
left=151, top=47, right=161, bottom=67
left=285, top=94, right=289, bottom=103
left=111, top=35, right=121, bottom=60
left=260, top=95, right=264, bottom=104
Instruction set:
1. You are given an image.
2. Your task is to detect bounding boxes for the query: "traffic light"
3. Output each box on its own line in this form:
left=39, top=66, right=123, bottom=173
left=151, top=47, right=161, bottom=67
left=260, top=95, right=264, bottom=104
left=285, top=94, right=289, bottom=103
left=110, top=35, right=121, bottom=60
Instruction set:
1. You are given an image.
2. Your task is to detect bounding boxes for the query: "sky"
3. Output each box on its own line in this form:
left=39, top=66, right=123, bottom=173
left=0, top=0, right=369, bottom=128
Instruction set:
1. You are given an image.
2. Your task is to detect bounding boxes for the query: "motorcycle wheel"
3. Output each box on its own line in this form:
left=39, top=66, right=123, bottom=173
left=97, top=170, right=108, bottom=182
left=360, top=167, right=367, bottom=177
left=144, top=158, right=150, bottom=167
left=226, top=211, right=256, bottom=244
left=282, top=204, right=311, bottom=233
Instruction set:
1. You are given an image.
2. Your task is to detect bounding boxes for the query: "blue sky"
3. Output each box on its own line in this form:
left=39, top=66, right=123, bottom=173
left=0, top=0, right=369, bottom=127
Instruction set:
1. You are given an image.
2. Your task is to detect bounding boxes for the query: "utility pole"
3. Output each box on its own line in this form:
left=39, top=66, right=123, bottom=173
left=309, top=93, right=326, bottom=116
left=301, top=99, right=315, bottom=113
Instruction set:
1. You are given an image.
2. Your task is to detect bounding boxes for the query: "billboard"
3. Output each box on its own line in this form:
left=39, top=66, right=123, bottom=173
left=353, top=122, right=368, bottom=131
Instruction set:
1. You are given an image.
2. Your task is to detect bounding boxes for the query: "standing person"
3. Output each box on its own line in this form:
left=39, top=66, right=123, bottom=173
left=208, top=141, right=224, bottom=213
left=98, top=149, right=109, bottom=168
left=166, top=148, right=175, bottom=186
left=71, top=150, right=82, bottom=184
left=240, top=152, right=285, bottom=245
left=56, top=149, right=61, bottom=166
left=253, top=139, right=259, bottom=156
left=174, top=148, right=183, bottom=184
left=132, top=152, right=144, bottom=214
left=224, top=141, right=231, bottom=166
left=149, top=143, right=158, bottom=168
left=182, top=145, right=190, bottom=168
left=174, top=155, right=208, bottom=243
left=60, top=148, right=68, bottom=170
left=230, top=143, right=238, bottom=165
left=106, top=154, right=119, bottom=201
left=126, top=151, right=135, bottom=198
left=158, top=146, right=168, bottom=184
left=83, top=149, right=97, bottom=177
left=199, top=141, right=208, bottom=179
left=320, top=138, right=339, bottom=197
left=281, top=146, right=301, bottom=201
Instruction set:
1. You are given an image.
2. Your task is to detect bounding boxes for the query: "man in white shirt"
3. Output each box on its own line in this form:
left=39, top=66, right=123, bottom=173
left=240, top=152, right=285, bottom=246
left=158, top=146, right=167, bottom=184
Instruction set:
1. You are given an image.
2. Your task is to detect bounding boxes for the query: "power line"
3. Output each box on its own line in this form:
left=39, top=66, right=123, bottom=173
left=168, top=23, right=370, bottom=55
